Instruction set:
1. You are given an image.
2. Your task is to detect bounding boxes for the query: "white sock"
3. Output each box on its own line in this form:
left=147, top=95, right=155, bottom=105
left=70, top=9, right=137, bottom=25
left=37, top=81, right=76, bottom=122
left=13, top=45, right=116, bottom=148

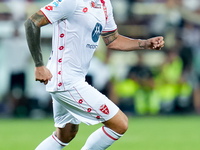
left=81, top=126, right=123, bottom=150
left=35, top=132, right=68, bottom=150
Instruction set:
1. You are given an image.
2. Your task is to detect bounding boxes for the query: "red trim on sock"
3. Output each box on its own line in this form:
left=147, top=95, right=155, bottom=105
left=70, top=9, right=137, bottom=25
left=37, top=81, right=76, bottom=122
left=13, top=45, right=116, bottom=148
left=52, top=135, right=65, bottom=146
left=102, top=126, right=118, bottom=141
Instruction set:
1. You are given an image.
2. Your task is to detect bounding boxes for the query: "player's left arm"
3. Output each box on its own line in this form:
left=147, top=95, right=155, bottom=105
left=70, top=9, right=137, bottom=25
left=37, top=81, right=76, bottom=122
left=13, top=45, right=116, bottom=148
left=24, top=10, right=50, bottom=67
left=101, top=30, right=164, bottom=51
left=24, top=10, right=52, bottom=85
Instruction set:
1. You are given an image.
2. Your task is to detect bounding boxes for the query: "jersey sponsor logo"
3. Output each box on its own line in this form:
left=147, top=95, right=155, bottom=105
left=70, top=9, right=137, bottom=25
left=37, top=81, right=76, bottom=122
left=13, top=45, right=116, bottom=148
left=92, top=23, right=102, bottom=42
left=86, top=44, right=98, bottom=49
left=45, top=5, right=53, bottom=11
left=100, top=104, right=109, bottom=115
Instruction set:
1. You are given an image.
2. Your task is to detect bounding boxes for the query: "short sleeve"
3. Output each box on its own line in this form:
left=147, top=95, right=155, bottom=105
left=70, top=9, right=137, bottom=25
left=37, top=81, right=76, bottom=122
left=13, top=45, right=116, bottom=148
left=103, top=0, right=117, bottom=32
left=40, top=0, right=77, bottom=24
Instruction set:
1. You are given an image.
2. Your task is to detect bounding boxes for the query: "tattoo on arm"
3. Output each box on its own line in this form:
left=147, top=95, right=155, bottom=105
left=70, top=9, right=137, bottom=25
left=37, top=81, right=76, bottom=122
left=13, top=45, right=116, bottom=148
left=30, top=11, right=49, bottom=27
left=101, top=30, right=119, bottom=46
left=138, top=41, right=144, bottom=49
left=24, top=11, right=49, bottom=67
left=138, top=40, right=146, bottom=49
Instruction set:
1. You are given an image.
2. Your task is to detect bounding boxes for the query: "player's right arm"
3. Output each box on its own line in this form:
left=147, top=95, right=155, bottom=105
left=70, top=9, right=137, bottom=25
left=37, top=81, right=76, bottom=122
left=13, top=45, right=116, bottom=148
left=24, top=11, right=52, bottom=85
left=101, top=30, right=164, bottom=51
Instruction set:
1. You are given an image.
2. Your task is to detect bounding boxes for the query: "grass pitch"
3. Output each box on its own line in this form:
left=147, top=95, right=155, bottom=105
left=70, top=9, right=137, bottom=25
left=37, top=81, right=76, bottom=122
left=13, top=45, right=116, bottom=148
left=0, top=115, right=199, bottom=150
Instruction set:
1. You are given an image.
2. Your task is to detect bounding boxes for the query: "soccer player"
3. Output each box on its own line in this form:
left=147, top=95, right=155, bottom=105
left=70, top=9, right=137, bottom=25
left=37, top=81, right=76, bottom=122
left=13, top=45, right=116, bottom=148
left=24, top=0, right=164, bottom=149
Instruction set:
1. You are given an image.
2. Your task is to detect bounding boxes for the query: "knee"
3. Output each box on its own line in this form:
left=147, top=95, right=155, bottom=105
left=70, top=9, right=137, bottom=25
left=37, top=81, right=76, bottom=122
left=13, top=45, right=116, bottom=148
left=116, top=110, right=129, bottom=134
left=104, top=111, right=129, bottom=135
left=110, top=116, right=128, bottom=135
left=119, top=115, right=129, bottom=134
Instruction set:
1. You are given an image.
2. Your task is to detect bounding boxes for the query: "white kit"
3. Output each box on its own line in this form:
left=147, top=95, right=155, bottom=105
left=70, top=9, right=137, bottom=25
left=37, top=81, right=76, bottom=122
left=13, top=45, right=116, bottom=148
left=40, top=0, right=117, bottom=92
left=40, top=0, right=119, bottom=126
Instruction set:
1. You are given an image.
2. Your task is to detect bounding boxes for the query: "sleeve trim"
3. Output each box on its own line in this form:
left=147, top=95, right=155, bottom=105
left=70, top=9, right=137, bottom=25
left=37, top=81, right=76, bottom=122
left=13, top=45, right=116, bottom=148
left=102, top=28, right=117, bottom=33
left=40, top=10, right=52, bottom=24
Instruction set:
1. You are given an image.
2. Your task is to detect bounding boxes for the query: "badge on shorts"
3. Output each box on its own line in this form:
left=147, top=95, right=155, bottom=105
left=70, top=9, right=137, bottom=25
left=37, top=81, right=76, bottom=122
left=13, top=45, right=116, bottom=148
left=100, top=104, right=109, bottom=115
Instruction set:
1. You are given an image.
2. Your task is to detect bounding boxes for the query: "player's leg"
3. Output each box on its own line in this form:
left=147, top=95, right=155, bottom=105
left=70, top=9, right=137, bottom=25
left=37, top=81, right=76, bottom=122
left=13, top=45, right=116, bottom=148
left=103, top=109, right=128, bottom=134
left=35, top=98, right=80, bottom=150
left=48, top=83, right=128, bottom=150
left=35, top=132, right=68, bottom=150
left=55, top=123, right=79, bottom=143
left=81, top=109, right=128, bottom=150
left=35, top=124, right=78, bottom=150
left=66, top=82, right=128, bottom=150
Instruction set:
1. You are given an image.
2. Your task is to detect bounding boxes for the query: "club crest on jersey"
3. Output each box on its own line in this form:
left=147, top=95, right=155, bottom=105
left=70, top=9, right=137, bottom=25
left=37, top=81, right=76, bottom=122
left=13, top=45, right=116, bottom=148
left=92, top=23, right=102, bottom=42
left=100, top=104, right=109, bottom=115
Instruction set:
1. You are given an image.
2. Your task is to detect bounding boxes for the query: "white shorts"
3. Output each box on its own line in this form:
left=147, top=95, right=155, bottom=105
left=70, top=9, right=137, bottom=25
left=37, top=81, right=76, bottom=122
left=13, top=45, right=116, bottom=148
left=50, top=81, right=119, bottom=128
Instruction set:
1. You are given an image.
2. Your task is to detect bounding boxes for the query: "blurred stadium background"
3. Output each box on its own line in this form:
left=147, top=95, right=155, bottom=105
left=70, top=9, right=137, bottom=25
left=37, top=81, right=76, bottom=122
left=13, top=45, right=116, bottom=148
left=0, top=0, right=200, bottom=149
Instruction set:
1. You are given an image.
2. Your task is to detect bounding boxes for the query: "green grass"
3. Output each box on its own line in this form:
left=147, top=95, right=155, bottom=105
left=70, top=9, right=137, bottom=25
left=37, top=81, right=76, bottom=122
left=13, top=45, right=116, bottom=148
left=0, top=115, right=200, bottom=150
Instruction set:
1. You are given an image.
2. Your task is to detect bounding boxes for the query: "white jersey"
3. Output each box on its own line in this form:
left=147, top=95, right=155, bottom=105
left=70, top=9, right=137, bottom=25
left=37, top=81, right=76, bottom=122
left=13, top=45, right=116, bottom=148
left=40, top=0, right=117, bottom=92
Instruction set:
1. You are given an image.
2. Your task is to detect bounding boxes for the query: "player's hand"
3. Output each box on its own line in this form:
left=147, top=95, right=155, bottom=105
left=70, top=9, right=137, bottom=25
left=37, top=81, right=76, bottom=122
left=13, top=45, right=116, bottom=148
left=35, top=66, right=53, bottom=85
left=146, top=36, right=164, bottom=50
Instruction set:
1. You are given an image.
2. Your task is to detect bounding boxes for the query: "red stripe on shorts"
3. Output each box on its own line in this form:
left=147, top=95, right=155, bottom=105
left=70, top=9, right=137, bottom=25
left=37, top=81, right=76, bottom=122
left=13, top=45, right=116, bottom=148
left=73, top=86, right=105, bottom=122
